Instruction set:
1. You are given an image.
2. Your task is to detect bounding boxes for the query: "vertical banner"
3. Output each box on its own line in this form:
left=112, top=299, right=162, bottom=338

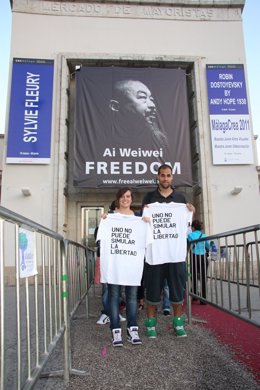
left=206, top=64, right=253, bottom=164
left=19, top=228, right=37, bottom=278
left=6, top=58, right=54, bottom=164
left=74, top=67, right=192, bottom=188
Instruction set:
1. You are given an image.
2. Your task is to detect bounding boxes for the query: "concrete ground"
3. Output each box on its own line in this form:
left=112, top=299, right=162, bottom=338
left=34, top=286, right=260, bottom=390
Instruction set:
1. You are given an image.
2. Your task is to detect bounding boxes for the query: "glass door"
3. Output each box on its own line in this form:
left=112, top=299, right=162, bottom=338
left=81, top=206, right=104, bottom=248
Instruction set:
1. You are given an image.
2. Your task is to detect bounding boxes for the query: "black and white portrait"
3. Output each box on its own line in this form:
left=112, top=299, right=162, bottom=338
left=109, top=79, right=168, bottom=148
left=74, top=67, right=192, bottom=188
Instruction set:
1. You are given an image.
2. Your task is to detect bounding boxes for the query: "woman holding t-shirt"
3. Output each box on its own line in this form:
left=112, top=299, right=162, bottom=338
left=97, top=187, right=151, bottom=347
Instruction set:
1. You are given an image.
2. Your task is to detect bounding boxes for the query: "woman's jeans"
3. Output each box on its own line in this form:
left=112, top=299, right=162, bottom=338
left=108, top=284, right=138, bottom=330
left=101, top=283, right=110, bottom=316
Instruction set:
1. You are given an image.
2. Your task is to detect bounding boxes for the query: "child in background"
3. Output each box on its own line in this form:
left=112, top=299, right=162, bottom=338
left=188, top=220, right=210, bottom=303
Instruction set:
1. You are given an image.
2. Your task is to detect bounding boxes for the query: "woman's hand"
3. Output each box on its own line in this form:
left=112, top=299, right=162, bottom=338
left=142, top=216, right=151, bottom=223
left=101, top=213, right=108, bottom=219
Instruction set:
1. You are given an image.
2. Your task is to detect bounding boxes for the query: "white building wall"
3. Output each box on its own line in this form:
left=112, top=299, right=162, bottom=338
left=2, top=0, right=259, bottom=240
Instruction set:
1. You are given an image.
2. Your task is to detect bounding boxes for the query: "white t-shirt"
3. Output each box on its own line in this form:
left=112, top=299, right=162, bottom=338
left=143, top=202, right=193, bottom=265
left=97, top=213, right=153, bottom=285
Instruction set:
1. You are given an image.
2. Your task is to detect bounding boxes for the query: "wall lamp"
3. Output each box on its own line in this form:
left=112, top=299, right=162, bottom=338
left=21, top=187, right=32, bottom=197
left=231, top=186, right=243, bottom=195
left=75, top=64, right=82, bottom=71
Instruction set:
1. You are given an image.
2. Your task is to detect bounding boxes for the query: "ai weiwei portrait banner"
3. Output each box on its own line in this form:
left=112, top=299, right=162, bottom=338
left=74, top=67, right=192, bottom=187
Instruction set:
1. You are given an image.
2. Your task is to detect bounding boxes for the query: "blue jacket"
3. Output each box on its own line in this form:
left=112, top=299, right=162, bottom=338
left=188, top=230, right=210, bottom=255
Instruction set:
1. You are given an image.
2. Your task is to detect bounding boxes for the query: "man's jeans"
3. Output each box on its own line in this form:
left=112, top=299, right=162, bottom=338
left=108, top=284, right=138, bottom=329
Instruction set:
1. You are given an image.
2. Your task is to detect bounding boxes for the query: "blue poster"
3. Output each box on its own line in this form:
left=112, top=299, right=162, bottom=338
left=206, top=64, right=253, bottom=165
left=6, top=58, right=54, bottom=164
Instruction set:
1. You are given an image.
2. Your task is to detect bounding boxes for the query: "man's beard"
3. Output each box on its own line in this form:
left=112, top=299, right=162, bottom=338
left=160, top=182, right=172, bottom=189
left=145, top=119, right=168, bottom=146
left=113, top=111, right=169, bottom=148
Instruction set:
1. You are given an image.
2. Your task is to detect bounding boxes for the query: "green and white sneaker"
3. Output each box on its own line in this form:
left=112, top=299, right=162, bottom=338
left=172, top=316, right=187, bottom=338
left=144, top=317, right=157, bottom=338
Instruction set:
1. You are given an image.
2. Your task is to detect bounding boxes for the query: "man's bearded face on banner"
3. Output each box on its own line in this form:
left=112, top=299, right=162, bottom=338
left=110, top=80, right=158, bottom=130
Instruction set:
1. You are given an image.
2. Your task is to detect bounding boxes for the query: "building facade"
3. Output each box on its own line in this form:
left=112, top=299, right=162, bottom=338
left=2, top=0, right=260, bottom=246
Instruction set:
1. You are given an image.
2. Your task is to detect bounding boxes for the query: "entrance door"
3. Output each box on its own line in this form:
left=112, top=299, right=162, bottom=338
left=81, top=206, right=104, bottom=248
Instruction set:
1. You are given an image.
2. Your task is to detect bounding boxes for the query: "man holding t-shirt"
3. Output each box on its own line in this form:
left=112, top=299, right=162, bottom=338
left=142, top=164, right=195, bottom=338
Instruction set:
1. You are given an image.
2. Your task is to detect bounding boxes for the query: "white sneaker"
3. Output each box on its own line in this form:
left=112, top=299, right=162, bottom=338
left=119, top=314, right=126, bottom=322
left=127, top=326, right=142, bottom=345
left=96, top=313, right=110, bottom=325
left=112, top=328, right=123, bottom=347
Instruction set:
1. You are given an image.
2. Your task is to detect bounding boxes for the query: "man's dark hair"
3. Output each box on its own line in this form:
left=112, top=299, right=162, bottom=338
left=157, top=164, right=173, bottom=174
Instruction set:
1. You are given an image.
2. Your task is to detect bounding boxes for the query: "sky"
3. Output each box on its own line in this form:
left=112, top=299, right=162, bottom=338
left=0, top=0, right=259, bottom=160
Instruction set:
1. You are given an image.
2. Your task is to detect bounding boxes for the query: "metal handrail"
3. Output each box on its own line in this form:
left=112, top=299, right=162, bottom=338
left=0, top=206, right=93, bottom=389
left=187, top=224, right=260, bottom=328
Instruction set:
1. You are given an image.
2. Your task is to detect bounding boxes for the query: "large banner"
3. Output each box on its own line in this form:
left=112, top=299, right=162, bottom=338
left=74, top=67, right=192, bottom=188
left=206, top=64, right=253, bottom=165
left=6, top=58, right=54, bottom=164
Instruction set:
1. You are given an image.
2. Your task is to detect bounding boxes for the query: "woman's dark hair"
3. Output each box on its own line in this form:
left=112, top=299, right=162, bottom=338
left=109, top=200, right=117, bottom=211
left=115, top=187, right=133, bottom=208
left=191, top=220, right=203, bottom=231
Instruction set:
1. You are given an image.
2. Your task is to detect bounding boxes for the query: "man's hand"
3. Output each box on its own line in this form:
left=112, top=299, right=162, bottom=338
left=186, top=203, right=195, bottom=213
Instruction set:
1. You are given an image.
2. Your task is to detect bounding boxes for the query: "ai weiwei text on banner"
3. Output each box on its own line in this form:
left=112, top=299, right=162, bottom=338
left=74, top=67, right=192, bottom=188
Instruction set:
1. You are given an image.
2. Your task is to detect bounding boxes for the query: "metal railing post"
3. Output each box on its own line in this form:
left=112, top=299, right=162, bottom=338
left=61, top=239, right=70, bottom=384
left=0, top=219, right=5, bottom=390
left=186, top=250, right=192, bottom=325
